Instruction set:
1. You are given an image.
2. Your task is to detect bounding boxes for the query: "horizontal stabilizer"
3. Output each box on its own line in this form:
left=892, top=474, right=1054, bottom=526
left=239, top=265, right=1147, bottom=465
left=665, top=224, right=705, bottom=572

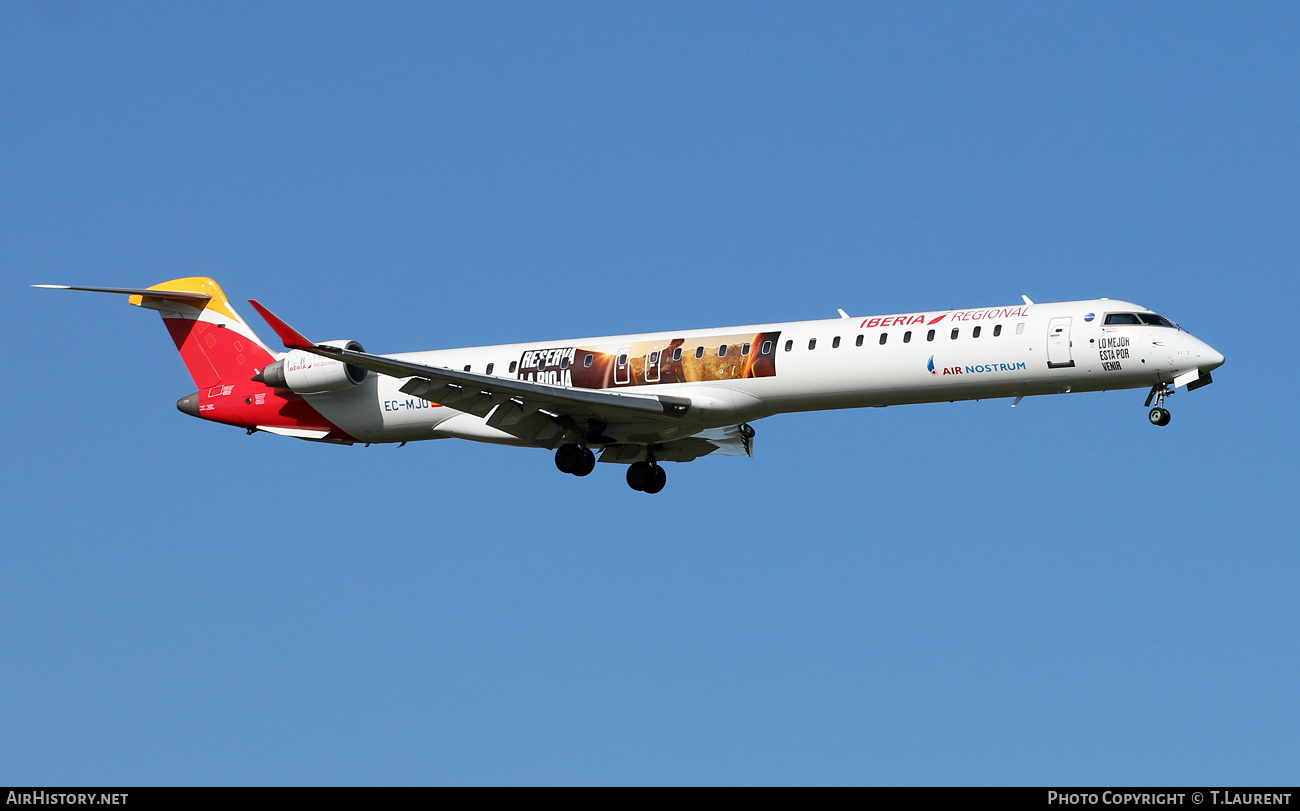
left=37, top=278, right=276, bottom=389
left=33, top=284, right=212, bottom=302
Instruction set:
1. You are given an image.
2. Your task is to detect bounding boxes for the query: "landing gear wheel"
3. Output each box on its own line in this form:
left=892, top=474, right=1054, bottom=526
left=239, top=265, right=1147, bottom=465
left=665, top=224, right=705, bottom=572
left=573, top=447, right=596, bottom=477
left=643, top=464, right=667, bottom=494
left=1149, top=407, right=1171, bottom=427
left=1145, top=383, right=1174, bottom=426
left=555, top=443, right=582, bottom=474
left=626, top=461, right=653, bottom=491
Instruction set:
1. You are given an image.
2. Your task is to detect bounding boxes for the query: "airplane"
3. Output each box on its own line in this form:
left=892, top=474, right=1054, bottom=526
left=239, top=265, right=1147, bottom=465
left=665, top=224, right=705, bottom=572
left=34, top=277, right=1225, bottom=494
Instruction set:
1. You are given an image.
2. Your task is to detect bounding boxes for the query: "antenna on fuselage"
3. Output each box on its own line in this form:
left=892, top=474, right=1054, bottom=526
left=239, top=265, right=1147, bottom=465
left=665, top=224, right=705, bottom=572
left=1021, top=295, right=1034, bottom=305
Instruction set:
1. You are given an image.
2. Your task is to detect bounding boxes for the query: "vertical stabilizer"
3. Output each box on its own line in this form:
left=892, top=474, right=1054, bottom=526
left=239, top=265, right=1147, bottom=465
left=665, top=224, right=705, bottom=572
left=128, top=277, right=277, bottom=389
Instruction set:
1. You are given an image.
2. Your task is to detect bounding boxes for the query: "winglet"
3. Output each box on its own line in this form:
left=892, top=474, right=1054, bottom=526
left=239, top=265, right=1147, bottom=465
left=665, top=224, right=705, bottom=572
left=247, top=300, right=315, bottom=350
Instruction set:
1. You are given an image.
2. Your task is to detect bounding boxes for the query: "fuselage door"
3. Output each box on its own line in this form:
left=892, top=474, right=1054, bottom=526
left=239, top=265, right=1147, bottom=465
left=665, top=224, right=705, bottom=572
left=645, top=346, right=663, bottom=383
left=614, top=347, right=632, bottom=385
left=1047, top=317, right=1075, bottom=368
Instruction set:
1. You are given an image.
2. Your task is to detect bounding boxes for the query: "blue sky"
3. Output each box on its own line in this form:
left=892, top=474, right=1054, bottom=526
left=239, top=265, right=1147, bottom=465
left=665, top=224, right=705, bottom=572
left=2, top=2, right=1297, bottom=785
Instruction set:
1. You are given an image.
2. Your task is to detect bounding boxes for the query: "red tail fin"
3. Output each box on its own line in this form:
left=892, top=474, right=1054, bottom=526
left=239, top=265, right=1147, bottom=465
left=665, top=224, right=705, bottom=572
left=129, top=277, right=278, bottom=389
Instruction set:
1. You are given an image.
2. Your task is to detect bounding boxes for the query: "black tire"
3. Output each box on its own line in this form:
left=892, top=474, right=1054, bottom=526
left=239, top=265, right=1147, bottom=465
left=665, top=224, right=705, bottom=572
left=626, top=461, right=653, bottom=491
left=555, top=443, right=581, bottom=474
left=1158, top=409, right=1172, bottom=426
left=573, top=447, right=597, bottom=477
left=643, top=464, right=667, bottom=494
left=1148, top=408, right=1165, bottom=426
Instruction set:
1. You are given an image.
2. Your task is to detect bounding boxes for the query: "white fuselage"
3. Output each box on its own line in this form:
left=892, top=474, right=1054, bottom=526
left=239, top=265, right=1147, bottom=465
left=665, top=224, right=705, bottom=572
left=299, top=299, right=1224, bottom=447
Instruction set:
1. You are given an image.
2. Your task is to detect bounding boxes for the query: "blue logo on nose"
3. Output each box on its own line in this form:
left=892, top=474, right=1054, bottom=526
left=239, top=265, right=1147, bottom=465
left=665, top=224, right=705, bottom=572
left=1084, top=312, right=1095, bottom=322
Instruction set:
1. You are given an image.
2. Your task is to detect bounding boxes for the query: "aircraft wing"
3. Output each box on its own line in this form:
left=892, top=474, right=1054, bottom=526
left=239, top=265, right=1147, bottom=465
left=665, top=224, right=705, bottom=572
left=599, top=423, right=755, bottom=463
left=247, top=301, right=692, bottom=440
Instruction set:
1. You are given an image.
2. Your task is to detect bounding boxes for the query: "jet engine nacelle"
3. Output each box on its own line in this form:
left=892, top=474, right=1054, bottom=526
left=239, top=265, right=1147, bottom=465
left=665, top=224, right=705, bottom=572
left=258, top=340, right=368, bottom=393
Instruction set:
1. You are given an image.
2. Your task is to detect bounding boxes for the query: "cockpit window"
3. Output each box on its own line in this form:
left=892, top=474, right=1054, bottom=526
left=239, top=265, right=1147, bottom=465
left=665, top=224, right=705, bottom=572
left=1105, top=312, right=1177, bottom=327
left=1138, top=313, right=1176, bottom=327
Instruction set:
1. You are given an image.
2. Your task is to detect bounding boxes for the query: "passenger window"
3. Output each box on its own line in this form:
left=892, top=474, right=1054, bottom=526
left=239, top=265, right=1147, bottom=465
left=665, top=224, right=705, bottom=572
left=879, top=333, right=887, bottom=345
left=993, top=325, right=1002, bottom=337
left=927, top=329, right=935, bottom=342
left=903, top=331, right=912, bottom=343
left=509, top=361, right=518, bottom=373
left=742, top=342, right=751, bottom=355
left=808, top=338, right=817, bottom=350
left=584, top=354, right=593, bottom=367
left=648, top=351, right=659, bottom=365
left=855, top=335, right=864, bottom=347
left=951, top=328, right=959, bottom=340
left=761, top=341, right=772, bottom=355
left=486, top=363, right=494, bottom=375
left=719, top=345, right=727, bottom=357
left=973, top=326, right=981, bottom=338
left=784, top=340, right=793, bottom=352
left=832, top=336, right=841, bottom=349
left=537, top=356, right=546, bottom=370
left=672, top=347, right=682, bottom=361
left=561, top=356, right=570, bottom=369
left=696, top=346, right=704, bottom=359
left=1016, top=323, right=1025, bottom=335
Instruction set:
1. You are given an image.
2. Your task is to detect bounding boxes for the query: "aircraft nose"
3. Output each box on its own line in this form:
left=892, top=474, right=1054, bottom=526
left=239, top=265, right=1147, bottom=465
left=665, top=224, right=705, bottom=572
left=1201, top=344, right=1225, bottom=372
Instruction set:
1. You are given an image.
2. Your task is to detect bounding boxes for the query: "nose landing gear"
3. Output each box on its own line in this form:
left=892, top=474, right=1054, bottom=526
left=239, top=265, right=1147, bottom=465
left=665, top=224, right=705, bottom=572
left=1145, top=383, right=1173, bottom=427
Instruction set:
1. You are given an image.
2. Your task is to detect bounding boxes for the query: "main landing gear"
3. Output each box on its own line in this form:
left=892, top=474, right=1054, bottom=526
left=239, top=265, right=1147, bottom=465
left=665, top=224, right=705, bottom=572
left=1145, top=383, right=1173, bottom=427
left=626, top=460, right=667, bottom=494
left=555, top=443, right=668, bottom=493
left=554, top=443, right=596, bottom=477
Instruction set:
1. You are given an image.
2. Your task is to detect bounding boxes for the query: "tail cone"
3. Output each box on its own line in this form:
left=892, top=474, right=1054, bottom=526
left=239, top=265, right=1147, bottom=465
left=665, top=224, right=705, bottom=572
left=177, top=392, right=200, bottom=418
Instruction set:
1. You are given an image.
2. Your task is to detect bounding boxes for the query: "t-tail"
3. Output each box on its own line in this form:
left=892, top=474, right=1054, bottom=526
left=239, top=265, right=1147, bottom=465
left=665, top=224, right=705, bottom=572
left=33, top=278, right=352, bottom=442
